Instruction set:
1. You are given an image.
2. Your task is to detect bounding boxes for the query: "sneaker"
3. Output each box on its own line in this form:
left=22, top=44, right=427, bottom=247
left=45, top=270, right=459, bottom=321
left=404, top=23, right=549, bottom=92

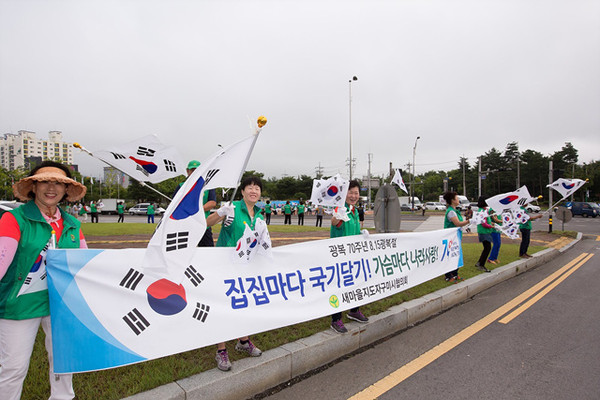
left=235, top=340, right=262, bottom=357
left=215, top=350, right=231, bottom=371
left=330, top=319, right=348, bottom=333
left=487, top=259, right=498, bottom=265
left=347, top=310, right=369, bottom=323
left=475, top=263, right=491, bottom=273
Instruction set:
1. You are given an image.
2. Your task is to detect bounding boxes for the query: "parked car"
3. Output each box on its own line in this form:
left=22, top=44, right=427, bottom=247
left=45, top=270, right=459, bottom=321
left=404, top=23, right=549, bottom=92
left=570, top=201, right=598, bottom=218
left=525, top=204, right=541, bottom=213
left=0, top=200, right=24, bottom=217
left=424, top=202, right=446, bottom=211
left=400, top=203, right=413, bottom=211
left=128, top=203, right=166, bottom=215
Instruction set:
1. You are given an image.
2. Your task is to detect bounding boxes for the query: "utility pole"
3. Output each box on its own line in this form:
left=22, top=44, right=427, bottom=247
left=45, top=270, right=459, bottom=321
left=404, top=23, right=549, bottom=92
left=478, top=157, right=482, bottom=198
left=549, top=160, right=553, bottom=233
left=367, top=153, right=372, bottom=209
left=516, top=153, right=521, bottom=189
left=315, top=162, right=324, bottom=179
left=462, top=156, right=466, bottom=197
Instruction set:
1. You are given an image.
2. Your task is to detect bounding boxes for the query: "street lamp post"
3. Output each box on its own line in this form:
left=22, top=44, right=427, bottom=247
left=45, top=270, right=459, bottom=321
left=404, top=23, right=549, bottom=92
left=412, top=136, right=420, bottom=211
left=348, top=76, right=357, bottom=180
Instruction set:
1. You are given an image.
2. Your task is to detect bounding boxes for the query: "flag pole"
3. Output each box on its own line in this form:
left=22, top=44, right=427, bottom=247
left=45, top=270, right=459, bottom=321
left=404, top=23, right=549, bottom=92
left=227, top=116, right=267, bottom=202
left=73, top=142, right=172, bottom=201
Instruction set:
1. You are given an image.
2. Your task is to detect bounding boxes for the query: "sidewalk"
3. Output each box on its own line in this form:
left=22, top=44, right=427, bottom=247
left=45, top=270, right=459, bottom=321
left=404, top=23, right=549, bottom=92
left=124, top=232, right=582, bottom=400
left=413, top=215, right=445, bottom=232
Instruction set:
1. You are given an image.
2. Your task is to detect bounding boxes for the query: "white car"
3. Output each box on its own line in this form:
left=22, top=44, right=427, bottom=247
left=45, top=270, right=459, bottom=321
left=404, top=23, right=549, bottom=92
left=424, top=202, right=446, bottom=211
left=525, top=204, right=541, bottom=213
left=128, top=203, right=166, bottom=215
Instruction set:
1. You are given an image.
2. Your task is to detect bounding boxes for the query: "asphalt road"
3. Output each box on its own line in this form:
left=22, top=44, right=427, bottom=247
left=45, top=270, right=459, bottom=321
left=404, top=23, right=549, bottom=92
left=262, top=236, right=600, bottom=400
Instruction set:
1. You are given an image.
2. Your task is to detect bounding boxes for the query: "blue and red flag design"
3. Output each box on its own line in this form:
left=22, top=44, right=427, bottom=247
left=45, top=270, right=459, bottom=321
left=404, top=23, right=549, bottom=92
left=326, top=185, right=339, bottom=197
left=561, top=182, right=575, bottom=190
left=170, top=177, right=206, bottom=220
left=499, top=195, right=519, bottom=205
left=129, top=156, right=158, bottom=174
left=146, top=279, right=187, bottom=316
left=30, top=254, right=43, bottom=273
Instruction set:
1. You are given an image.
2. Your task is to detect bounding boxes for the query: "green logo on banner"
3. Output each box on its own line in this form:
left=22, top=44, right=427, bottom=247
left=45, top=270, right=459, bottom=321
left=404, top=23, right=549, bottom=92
left=329, top=295, right=339, bottom=308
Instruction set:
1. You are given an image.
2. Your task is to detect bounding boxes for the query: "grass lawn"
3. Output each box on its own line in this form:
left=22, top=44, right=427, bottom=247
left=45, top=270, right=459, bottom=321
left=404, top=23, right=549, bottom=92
left=24, top=226, right=547, bottom=400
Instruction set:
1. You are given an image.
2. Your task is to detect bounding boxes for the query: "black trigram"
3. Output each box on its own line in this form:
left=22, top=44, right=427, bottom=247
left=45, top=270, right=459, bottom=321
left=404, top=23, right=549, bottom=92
left=110, top=152, right=126, bottom=160
left=136, top=146, right=156, bottom=157
left=204, top=169, right=220, bottom=186
left=119, top=268, right=144, bottom=290
left=24, top=277, right=32, bottom=285
left=164, top=159, right=177, bottom=172
left=123, top=308, right=150, bottom=335
left=184, top=265, right=204, bottom=287
left=315, top=182, right=322, bottom=188
left=192, top=302, right=210, bottom=322
left=40, top=272, right=46, bottom=281
left=262, top=242, right=270, bottom=250
left=166, top=232, right=189, bottom=251
left=518, top=198, right=528, bottom=206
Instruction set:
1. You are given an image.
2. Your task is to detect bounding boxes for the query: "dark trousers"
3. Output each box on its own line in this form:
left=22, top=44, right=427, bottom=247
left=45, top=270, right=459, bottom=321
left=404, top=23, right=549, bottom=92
left=332, top=308, right=359, bottom=322
left=91, top=212, right=98, bottom=223
left=284, top=214, right=291, bottom=225
left=519, top=228, right=531, bottom=256
left=147, top=214, right=155, bottom=223
left=198, top=228, right=214, bottom=247
left=298, top=213, right=304, bottom=225
left=265, top=213, right=271, bottom=225
left=478, top=240, right=492, bottom=266
left=316, top=215, right=323, bottom=227
left=117, top=213, right=124, bottom=223
left=445, top=269, right=459, bottom=280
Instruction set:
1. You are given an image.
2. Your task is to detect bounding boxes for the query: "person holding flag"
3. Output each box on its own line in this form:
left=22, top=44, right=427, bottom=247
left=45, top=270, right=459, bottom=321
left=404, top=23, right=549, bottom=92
left=442, top=191, right=471, bottom=282
left=205, top=176, right=266, bottom=371
left=329, top=180, right=370, bottom=333
left=475, top=196, right=493, bottom=273
left=519, top=206, right=542, bottom=258
left=173, top=160, right=217, bottom=246
left=0, top=161, right=87, bottom=400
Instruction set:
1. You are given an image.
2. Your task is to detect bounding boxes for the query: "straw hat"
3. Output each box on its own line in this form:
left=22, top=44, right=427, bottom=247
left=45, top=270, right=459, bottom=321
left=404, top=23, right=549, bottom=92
left=12, top=166, right=87, bottom=202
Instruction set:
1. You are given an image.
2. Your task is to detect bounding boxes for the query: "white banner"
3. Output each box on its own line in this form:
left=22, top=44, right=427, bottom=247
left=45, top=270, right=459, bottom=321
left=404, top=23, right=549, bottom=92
left=94, top=135, right=185, bottom=183
left=47, top=229, right=463, bottom=373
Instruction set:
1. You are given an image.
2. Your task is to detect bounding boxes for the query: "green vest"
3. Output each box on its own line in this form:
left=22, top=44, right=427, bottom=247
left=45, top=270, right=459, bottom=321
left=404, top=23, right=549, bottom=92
left=90, top=203, right=98, bottom=213
left=298, top=205, right=305, bottom=214
left=117, top=204, right=124, bottom=214
left=0, top=201, right=82, bottom=320
left=477, top=207, right=495, bottom=234
left=265, top=204, right=272, bottom=214
left=444, top=206, right=463, bottom=229
left=330, top=204, right=361, bottom=238
left=284, top=204, right=292, bottom=215
left=216, top=200, right=264, bottom=247
left=518, top=206, right=532, bottom=230
left=147, top=204, right=155, bottom=215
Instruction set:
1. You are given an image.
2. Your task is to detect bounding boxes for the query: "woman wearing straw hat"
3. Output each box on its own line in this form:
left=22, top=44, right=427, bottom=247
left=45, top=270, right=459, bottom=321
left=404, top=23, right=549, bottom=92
left=0, top=161, right=87, bottom=400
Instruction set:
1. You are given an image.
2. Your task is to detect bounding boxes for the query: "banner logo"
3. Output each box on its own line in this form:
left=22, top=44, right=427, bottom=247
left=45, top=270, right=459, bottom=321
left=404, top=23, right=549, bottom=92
left=146, top=279, right=187, bottom=316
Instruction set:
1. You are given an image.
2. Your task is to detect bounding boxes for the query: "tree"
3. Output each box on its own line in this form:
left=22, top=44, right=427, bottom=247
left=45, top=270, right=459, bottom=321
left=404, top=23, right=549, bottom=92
left=552, top=142, right=579, bottom=179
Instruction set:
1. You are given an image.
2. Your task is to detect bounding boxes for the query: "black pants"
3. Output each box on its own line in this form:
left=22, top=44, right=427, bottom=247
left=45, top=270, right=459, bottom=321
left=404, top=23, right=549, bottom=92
left=91, top=212, right=98, bottom=223
left=316, top=215, right=323, bottom=227
left=332, top=308, right=359, bottom=322
left=478, top=240, right=492, bottom=266
left=445, top=269, right=459, bottom=280
left=197, top=228, right=214, bottom=247
left=519, top=228, right=531, bottom=256
left=298, top=213, right=304, bottom=225
left=117, top=213, right=124, bottom=223
left=284, top=214, right=291, bottom=225
left=265, top=213, right=271, bottom=225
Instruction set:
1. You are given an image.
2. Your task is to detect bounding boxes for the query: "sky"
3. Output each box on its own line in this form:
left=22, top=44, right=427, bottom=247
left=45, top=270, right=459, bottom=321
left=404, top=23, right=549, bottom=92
left=1, top=0, right=599, bottom=181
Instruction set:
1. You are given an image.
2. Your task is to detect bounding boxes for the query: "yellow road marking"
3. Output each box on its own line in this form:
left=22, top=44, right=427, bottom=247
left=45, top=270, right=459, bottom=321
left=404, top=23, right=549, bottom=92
left=498, top=253, right=594, bottom=324
left=348, top=252, right=590, bottom=400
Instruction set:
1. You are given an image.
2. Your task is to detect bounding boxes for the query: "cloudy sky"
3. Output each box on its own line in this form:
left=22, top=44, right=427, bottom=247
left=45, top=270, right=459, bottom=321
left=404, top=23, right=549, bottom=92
left=1, top=0, right=598, bottom=181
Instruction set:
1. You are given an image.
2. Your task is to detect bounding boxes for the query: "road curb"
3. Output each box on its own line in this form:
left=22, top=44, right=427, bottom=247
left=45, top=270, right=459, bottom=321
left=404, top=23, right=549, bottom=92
left=123, top=234, right=582, bottom=400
